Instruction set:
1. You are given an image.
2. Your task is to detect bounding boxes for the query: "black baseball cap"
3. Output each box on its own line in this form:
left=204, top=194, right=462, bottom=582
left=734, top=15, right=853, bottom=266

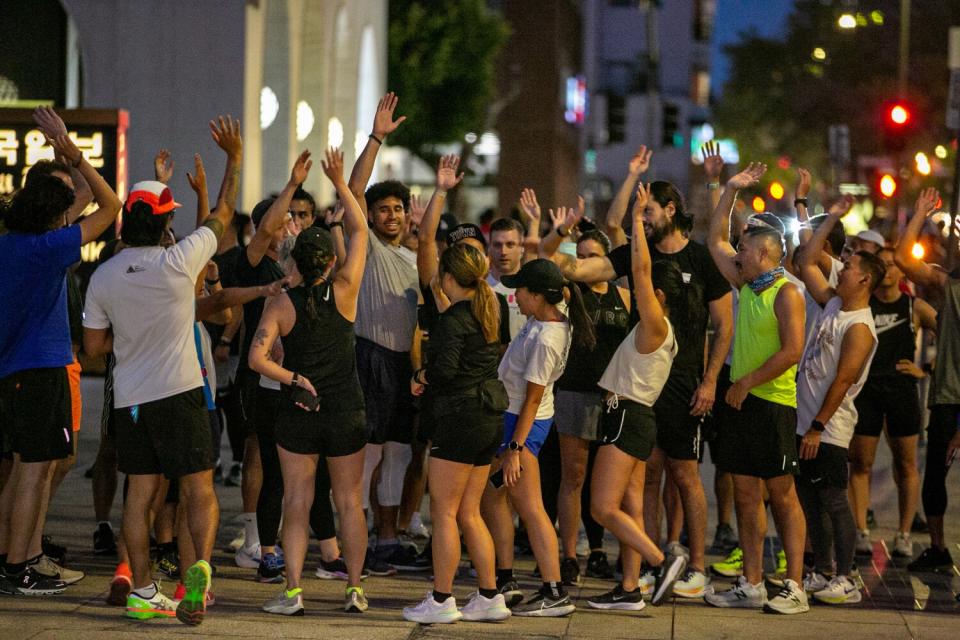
left=501, top=258, right=564, bottom=303
left=445, top=223, right=487, bottom=250
left=436, top=213, right=459, bottom=240
left=251, top=197, right=276, bottom=227
left=293, top=226, right=334, bottom=260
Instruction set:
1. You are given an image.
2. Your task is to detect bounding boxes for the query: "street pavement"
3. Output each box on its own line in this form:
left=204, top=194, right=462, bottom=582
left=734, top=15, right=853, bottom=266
left=1, top=376, right=957, bottom=639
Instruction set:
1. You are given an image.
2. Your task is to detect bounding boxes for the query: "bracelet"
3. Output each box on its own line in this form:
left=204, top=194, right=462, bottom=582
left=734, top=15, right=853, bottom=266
left=794, top=198, right=809, bottom=207
left=219, top=336, right=233, bottom=345
left=291, top=372, right=300, bottom=387
left=706, top=182, right=720, bottom=190
left=557, top=226, right=570, bottom=238
left=413, top=368, right=427, bottom=385
left=328, top=221, right=343, bottom=229
left=435, top=189, right=448, bottom=198
left=205, top=278, right=220, bottom=286
left=369, top=133, right=383, bottom=145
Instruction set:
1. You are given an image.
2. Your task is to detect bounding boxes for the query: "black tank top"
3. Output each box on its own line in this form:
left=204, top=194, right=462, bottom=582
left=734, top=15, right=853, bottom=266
left=556, top=282, right=631, bottom=392
left=868, top=293, right=915, bottom=382
left=281, top=283, right=364, bottom=410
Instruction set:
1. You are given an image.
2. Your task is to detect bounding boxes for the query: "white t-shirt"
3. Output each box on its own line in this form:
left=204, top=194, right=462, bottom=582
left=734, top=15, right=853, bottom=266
left=487, top=273, right=526, bottom=340
left=796, top=296, right=877, bottom=448
left=84, top=226, right=218, bottom=408
left=498, top=317, right=571, bottom=420
left=599, top=318, right=678, bottom=406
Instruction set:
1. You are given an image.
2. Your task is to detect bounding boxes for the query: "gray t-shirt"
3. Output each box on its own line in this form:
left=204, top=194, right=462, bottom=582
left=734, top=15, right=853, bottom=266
left=930, top=276, right=960, bottom=406
left=355, top=234, right=419, bottom=352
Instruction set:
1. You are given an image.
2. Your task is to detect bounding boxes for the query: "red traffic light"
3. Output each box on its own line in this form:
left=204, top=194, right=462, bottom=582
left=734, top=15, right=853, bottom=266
left=887, top=103, right=910, bottom=126
left=878, top=173, right=897, bottom=198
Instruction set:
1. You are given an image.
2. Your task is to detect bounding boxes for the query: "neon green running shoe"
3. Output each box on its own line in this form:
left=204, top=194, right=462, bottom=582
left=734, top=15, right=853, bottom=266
left=766, top=549, right=789, bottom=587
left=125, top=588, right=177, bottom=620
left=345, top=585, right=368, bottom=612
left=176, top=560, right=211, bottom=626
left=710, top=547, right=744, bottom=577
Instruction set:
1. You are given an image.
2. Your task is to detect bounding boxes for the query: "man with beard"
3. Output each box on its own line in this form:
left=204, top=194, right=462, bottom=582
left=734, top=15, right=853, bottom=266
left=487, top=218, right=528, bottom=339
left=541, top=179, right=733, bottom=599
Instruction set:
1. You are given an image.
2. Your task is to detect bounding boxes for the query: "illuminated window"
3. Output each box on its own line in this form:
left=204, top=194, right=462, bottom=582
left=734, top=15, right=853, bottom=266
left=260, top=87, right=279, bottom=130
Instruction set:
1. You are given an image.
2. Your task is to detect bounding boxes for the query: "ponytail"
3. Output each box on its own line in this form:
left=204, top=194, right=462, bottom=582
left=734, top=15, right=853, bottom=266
left=563, top=281, right=597, bottom=350
left=439, top=243, right=499, bottom=342
left=472, top=277, right=501, bottom=343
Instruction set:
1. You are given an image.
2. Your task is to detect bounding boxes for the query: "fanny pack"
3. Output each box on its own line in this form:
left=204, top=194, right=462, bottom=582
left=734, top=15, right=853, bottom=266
left=479, top=378, right=508, bottom=413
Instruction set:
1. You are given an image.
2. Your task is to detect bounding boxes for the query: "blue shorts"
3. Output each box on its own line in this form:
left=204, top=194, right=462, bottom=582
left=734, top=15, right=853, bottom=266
left=498, top=412, right=553, bottom=458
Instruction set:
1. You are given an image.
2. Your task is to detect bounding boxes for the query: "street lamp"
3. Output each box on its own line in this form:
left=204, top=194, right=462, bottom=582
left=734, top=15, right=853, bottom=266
left=838, top=13, right=857, bottom=29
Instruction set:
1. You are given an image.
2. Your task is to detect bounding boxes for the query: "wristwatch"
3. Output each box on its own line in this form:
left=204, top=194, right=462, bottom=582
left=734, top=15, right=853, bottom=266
left=810, top=420, right=826, bottom=433
left=508, top=441, right=524, bottom=452
left=706, top=182, right=720, bottom=191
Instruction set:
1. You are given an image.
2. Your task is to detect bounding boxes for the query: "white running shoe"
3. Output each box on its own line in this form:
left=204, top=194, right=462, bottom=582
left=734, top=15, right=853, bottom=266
left=813, top=576, right=862, bottom=605
left=855, top=529, right=872, bottom=556
left=763, top=579, right=810, bottom=614
left=704, top=575, right=766, bottom=608
left=403, top=592, right=462, bottom=624
left=235, top=543, right=261, bottom=569
left=892, top=532, right=913, bottom=558
left=672, top=569, right=709, bottom=598
left=406, top=512, right=430, bottom=540
left=639, top=568, right=655, bottom=596
left=228, top=528, right=245, bottom=552
left=664, top=541, right=690, bottom=561
left=262, top=588, right=305, bottom=616
left=802, top=571, right=830, bottom=594
left=458, top=592, right=511, bottom=621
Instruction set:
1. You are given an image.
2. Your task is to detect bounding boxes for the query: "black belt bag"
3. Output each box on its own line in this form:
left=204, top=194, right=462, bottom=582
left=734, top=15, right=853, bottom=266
left=479, top=378, right=508, bottom=413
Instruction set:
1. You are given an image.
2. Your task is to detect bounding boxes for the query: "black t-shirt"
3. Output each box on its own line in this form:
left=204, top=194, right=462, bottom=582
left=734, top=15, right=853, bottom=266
left=424, top=300, right=501, bottom=395
left=556, top=282, right=630, bottom=392
left=205, top=245, right=243, bottom=354
left=608, top=239, right=729, bottom=374
left=418, top=282, right=511, bottom=348
left=235, top=247, right=285, bottom=367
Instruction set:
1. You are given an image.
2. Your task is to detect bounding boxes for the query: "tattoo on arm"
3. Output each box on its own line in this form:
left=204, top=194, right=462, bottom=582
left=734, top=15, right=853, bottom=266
left=223, top=164, right=241, bottom=211
left=203, top=217, right=225, bottom=239
left=252, top=328, right=268, bottom=347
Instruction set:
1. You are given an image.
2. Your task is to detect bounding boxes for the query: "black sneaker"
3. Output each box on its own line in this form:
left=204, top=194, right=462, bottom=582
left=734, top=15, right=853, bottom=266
left=651, top=552, right=687, bottom=606
left=155, top=546, right=180, bottom=579
left=94, top=522, right=118, bottom=555
left=512, top=590, right=575, bottom=617
left=586, top=550, right=614, bottom=579
left=41, top=537, right=66, bottom=566
left=911, top=513, right=929, bottom=534
left=560, top=557, right=581, bottom=587
left=907, top=547, right=955, bottom=573
left=498, top=579, right=524, bottom=608
left=587, top=584, right=645, bottom=610
left=224, top=462, right=242, bottom=487
left=363, top=548, right=396, bottom=577
left=378, top=544, right=430, bottom=572
left=13, top=566, right=67, bottom=596
left=0, top=568, right=17, bottom=595
left=710, top=523, right=738, bottom=553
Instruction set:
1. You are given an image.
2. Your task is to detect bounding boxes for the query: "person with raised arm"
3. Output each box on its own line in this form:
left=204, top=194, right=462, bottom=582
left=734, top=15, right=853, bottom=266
left=703, top=163, right=808, bottom=614
left=894, top=188, right=960, bottom=573
left=794, top=197, right=884, bottom=605
left=251, top=148, right=371, bottom=616
left=586, top=182, right=690, bottom=611
left=602, top=146, right=652, bottom=249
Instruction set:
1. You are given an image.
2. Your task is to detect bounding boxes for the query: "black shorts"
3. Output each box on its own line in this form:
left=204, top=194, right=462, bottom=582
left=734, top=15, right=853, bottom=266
left=274, top=402, right=367, bottom=458
left=113, top=388, right=215, bottom=479
left=653, top=371, right=704, bottom=461
left=600, top=397, right=657, bottom=462
left=0, top=367, right=74, bottom=462
left=796, top=437, right=849, bottom=489
left=237, top=366, right=262, bottom=436
left=715, top=393, right=798, bottom=479
left=430, top=396, right=502, bottom=466
left=356, top=337, right=416, bottom=445
left=853, top=378, right=921, bottom=438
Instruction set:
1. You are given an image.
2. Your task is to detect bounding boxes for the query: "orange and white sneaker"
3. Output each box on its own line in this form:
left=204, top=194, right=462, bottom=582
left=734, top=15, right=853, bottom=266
left=107, top=562, right=132, bottom=606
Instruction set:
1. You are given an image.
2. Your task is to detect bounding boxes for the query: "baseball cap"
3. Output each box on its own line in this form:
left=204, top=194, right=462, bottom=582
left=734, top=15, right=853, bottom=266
left=251, top=198, right=276, bottom=227
left=501, top=258, right=564, bottom=303
left=125, top=180, right=181, bottom=215
left=292, top=226, right=335, bottom=262
left=445, top=223, right=487, bottom=250
left=436, top=213, right=459, bottom=241
left=857, top=229, right=885, bottom=248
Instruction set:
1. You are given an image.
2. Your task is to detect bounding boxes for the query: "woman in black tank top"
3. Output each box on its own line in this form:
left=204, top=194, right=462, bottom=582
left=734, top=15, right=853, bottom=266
left=250, top=149, right=371, bottom=613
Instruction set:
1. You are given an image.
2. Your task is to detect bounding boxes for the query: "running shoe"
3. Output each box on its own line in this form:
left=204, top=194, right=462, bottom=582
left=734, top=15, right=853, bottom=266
left=892, top=532, right=913, bottom=558
left=651, top=553, right=687, bottom=606
left=911, top=513, right=929, bottom=533
left=0, top=569, right=16, bottom=595
left=344, top=586, right=368, bottom=613
left=710, top=546, right=743, bottom=577
left=802, top=571, right=829, bottom=594
left=512, top=591, right=575, bottom=617
left=40, top=537, right=66, bottom=566
left=257, top=552, right=285, bottom=584
left=710, top=522, right=739, bottom=553
left=364, top=548, right=397, bottom=576
left=560, top=557, right=581, bottom=587
left=173, top=582, right=215, bottom=607
left=227, top=528, right=245, bottom=553
left=235, top=543, right=261, bottom=569
left=125, top=587, right=177, bottom=620
left=587, top=584, right=645, bottom=610
left=704, top=575, right=766, bottom=608
left=585, top=550, right=614, bottom=579
left=639, top=568, right=656, bottom=596
left=12, top=566, right=67, bottom=596
left=498, top=579, right=524, bottom=608
left=672, top=569, right=709, bottom=598
left=315, top=556, right=368, bottom=580
left=766, top=549, right=788, bottom=586
left=176, top=560, right=211, bottom=626
left=107, top=566, right=132, bottom=606
left=813, top=576, right=861, bottom=605
left=263, top=587, right=305, bottom=616
left=93, top=522, right=117, bottom=555
left=378, top=544, right=430, bottom=572
left=664, top=541, right=689, bottom=561
left=33, top=555, right=84, bottom=585
left=764, top=579, right=809, bottom=614
left=907, top=547, right=955, bottom=573
left=459, top=592, right=511, bottom=621
left=156, top=547, right=180, bottom=579
left=405, top=512, right=430, bottom=539
left=402, top=592, right=462, bottom=624
left=855, top=529, right=872, bottom=556
left=224, top=462, right=242, bottom=487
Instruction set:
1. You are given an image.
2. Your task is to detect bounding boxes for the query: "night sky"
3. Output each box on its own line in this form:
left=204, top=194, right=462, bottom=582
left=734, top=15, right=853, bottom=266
left=711, top=0, right=795, bottom=94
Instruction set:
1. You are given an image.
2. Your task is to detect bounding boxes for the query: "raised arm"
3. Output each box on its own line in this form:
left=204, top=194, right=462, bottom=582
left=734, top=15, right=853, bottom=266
left=185, top=153, right=210, bottom=229
left=348, top=92, right=406, bottom=215
left=702, top=141, right=724, bottom=214
left=605, top=146, right=651, bottom=249
left=204, top=115, right=243, bottom=240
left=799, top=196, right=853, bottom=306
left=539, top=197, right=584, bottom=260
left=895, top=188, right=946, bottom=290
left=197, top=278, right=286, bottom=321
left=709, top=163, right=767, bottom=288
left=519, top=188, right=544, bottom=261
left=417, top=155, right=464, bottom=287
left=324, top=203, right=347, bottom=269
left=32, top=107, right=93, bottom=224
left=247, top=149, right=311, bottom=266
left=629, top=182, right=668, bottom=354
left=327, top=148, right=368, bottom=320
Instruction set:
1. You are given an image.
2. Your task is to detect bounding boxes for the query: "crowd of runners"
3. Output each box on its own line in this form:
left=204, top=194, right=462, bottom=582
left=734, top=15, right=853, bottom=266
left=0, top=96, right=958, bottom=626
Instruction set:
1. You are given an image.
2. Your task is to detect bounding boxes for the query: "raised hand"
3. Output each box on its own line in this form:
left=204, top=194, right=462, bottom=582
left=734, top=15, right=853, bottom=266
left=408, top=193, right=426, bottom=227
left=154, top=149, right=174, bottom=184
left=519, top=188, right=541, bottom=228
left=372, top=92, right=406, bottom=139
left=292, top=149, right=314, bottom=185
left=186, top=153, right=207, bottom=195
left=701, top=141, right=724, bottom=181
left=726, top=162, right=767, bottom=190
left=320, top=148, right=342, bottom=183
left=436, top=154, right=464, bottom=191
left=629, top=145, right=653, bottom=176
left=48, top=134, right=82, bottom=166
left=326, top=202, right=345, bottom=226
left=915, top=187, right=940, bottom=218
left=796, top=167, right=812, bottom=199
left=634, top=182, right=651, bottom=215
left=205, top=260, right=220, bottom=283
left=827, top=194, right=855, bottom=218
left=32, top=106, right=68, bottom=139
left=209, top=115, right=243, bottom=159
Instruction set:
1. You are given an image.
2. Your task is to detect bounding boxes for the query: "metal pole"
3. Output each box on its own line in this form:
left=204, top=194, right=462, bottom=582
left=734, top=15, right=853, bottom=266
left=898, top=0, right=910, bottom=98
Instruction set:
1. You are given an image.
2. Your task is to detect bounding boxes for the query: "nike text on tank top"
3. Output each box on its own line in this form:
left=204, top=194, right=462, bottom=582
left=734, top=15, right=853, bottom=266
left=598, top=318, right=678, bottom=406
left=731, top=277, right=797, bottom=407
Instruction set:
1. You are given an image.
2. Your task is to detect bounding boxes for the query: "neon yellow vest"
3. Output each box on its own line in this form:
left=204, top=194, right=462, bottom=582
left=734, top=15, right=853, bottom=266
left=731, top=278, right=797, bottom=407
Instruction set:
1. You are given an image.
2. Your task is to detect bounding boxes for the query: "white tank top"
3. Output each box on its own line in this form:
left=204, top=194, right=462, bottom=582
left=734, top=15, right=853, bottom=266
left=598, top=318, right=678, bottom=406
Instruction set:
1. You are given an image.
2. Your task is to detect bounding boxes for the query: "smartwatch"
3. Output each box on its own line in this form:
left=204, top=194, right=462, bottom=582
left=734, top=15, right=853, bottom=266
left=508, top=440, right=524, bottom=452
left=810, top=420, right=826, bottom=433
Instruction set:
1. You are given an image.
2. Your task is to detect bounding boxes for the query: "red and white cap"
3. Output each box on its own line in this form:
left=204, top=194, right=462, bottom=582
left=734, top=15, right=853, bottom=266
left=124, top=180, right=182, bottom=215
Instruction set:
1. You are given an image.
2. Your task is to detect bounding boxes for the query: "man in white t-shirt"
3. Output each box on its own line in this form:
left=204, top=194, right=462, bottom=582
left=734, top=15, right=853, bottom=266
left=794, top=199, right=885, bottom=606
left=83, top=117, right=242, bottom=624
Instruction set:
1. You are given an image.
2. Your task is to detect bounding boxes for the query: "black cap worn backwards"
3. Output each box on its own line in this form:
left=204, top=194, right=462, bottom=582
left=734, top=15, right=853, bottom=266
left=501, top=258, right=564, bottom=302
left=445, top=223, right=487, bottom=250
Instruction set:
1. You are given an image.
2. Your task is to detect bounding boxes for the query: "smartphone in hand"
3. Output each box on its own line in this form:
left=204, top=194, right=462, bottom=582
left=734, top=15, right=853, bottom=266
left=289, top=385, right=320, bottom=411
left=488, top=466, right=523, bottom=489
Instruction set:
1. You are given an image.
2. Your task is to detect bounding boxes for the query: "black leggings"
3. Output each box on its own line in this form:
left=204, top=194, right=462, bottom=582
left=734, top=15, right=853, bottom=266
left=581, top=441, right=605, bottom=550
left=797, top=480, right=856, bottom=575
left=217, top=378, right=245, bottom=463
left=921, top=404, right=960, bottom=518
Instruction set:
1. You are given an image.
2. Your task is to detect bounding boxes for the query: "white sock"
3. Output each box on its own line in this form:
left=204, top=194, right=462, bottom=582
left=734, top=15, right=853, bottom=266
left=133, top=582, right=158, bottom=599
left=240, top=513, right=260, bottom=548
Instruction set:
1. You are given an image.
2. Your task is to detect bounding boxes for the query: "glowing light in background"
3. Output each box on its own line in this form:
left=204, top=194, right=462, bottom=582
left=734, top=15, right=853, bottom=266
left=260, top=87, right=279, bottom=130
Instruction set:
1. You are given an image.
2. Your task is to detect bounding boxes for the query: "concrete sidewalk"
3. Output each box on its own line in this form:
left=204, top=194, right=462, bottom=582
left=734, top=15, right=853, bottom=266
left=1, top=376, right=957, bottom=639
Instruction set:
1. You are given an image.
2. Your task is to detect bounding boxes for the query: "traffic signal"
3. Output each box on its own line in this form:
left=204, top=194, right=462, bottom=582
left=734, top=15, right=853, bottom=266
left=887, top=103, right=910, bottom=127
left=881, top=99, right=915, bottom=152
left=877, top=172, right=897, bottom=198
